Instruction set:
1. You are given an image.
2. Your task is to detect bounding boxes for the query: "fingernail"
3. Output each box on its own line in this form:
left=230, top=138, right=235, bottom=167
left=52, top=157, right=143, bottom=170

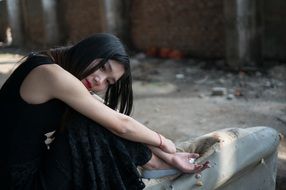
left=196, top=165, right=203, bottom=169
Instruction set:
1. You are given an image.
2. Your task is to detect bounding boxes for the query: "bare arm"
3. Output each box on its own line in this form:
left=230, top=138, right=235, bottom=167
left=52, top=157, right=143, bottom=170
left=20, top=64, right=176, bottom=153
left=147, top=146, right=210, bottom=173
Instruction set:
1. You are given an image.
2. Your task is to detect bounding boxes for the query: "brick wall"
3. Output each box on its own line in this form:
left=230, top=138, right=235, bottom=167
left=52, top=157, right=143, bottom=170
left=130, top=0, right=225, bottom=58
left=263, top=0, right=286, bottom=60
left=59, top=0, right=103, bottom=44
left=4, top=0, right=286, bottom=60
left=130, top=0, right=286, bottom=60
left=21, top=0, right=45, bottom=47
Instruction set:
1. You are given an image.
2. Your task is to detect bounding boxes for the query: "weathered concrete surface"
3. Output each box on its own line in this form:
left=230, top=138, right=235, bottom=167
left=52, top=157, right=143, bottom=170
left=130, top=55, right=286, bottom=189
left=0, top=51, right=285, bottom=189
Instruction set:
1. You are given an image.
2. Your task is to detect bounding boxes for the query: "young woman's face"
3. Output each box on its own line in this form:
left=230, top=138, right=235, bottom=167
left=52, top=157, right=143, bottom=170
left=81, top=59, right=125, bottom=92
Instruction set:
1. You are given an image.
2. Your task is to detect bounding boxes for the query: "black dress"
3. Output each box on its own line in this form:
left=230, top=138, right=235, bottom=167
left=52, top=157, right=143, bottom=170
left=0, top=54, right=152, bottom=190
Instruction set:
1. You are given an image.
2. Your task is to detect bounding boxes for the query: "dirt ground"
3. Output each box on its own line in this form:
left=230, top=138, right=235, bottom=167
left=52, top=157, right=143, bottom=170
left=0, top=49, right=285, bottom=189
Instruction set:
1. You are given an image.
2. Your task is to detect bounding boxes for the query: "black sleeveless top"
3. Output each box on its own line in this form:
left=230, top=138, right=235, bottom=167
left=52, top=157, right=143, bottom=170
left=0, top=54, right=66, bottom=166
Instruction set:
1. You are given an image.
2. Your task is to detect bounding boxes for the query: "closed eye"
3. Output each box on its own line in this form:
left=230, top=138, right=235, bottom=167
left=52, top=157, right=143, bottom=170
left=100, top=65, right=106, bottom=72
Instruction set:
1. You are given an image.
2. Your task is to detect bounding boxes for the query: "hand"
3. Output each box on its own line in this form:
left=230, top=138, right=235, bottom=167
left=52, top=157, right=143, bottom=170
left=160, top=137, right=176, bottom=154
left=170, top=153, right=210, bottom=173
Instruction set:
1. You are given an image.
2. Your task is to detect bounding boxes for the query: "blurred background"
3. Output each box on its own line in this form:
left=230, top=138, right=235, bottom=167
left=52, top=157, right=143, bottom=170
left=0, top=0, right=286, bottom=66
left=0, top=0, right=285, bottom=189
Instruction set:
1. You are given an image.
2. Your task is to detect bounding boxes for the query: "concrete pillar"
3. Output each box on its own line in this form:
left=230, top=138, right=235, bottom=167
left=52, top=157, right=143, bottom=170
left=99, top=0, right=132, bottom=47
left=41, top=0, right=61, bottom=46
left=6, top=0, right=24, bottom=46
left=0, top=0, right=9, bottom=44
left=224, top=0, right=263, bottom=70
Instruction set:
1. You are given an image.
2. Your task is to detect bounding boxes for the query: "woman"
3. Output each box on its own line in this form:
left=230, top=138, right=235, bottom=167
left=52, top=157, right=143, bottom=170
left=0, top=33, right=208, bottom=189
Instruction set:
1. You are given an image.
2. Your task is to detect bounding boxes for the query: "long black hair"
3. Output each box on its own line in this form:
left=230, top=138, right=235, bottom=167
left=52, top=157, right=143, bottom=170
left=46, top=33, right=133, bottom=115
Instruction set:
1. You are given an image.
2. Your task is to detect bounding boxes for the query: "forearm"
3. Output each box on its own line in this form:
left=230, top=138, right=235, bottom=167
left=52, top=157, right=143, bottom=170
left=147, top=145, right=175, bottom=165
left=91, top=94, right=163, bottom=147
left=115, top=115, right=162, bottom=147
left=87, top=94, right=174, bottom=153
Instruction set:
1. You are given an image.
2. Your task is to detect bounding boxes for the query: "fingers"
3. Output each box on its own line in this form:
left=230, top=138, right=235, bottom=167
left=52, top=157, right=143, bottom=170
left=190, top=165, right=204, bottom=173
left=189, top=153, right=200, bottom=158
left=203, top=160, right=211, bottom=167
left=189, top=161, right=211, bottom=172
left=194, top=164, right=203, bottom=171
left=194, top=161, right=211, bottom=173
left=186, top=153, right=211, bottom=173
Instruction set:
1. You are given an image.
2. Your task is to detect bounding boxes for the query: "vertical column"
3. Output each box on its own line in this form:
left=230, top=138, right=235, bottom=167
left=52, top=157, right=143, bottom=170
left=99, top=0, right=132, bottom=46
left=6, top=0, right=24, bottom=46
left=224, top=0, right=263, bottom=70
left=0, top=0, right=9, bottom=44
left=41, top=0, right=61, bottom=46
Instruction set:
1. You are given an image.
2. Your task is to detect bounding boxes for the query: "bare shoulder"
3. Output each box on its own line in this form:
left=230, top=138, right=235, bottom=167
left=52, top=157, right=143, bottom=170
left=32, top=63, right=69, bottom=80
left=20, top=64, right=82, bottom=104
left=32, top=64, right=81, bottom=87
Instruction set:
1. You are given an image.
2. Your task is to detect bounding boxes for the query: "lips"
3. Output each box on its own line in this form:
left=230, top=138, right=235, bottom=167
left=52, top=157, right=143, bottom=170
left=84, top=79, right=92, bottom=89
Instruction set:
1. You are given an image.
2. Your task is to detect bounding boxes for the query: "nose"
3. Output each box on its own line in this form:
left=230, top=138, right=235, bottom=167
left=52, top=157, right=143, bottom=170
left=94, top=75, right=107, bottom=87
